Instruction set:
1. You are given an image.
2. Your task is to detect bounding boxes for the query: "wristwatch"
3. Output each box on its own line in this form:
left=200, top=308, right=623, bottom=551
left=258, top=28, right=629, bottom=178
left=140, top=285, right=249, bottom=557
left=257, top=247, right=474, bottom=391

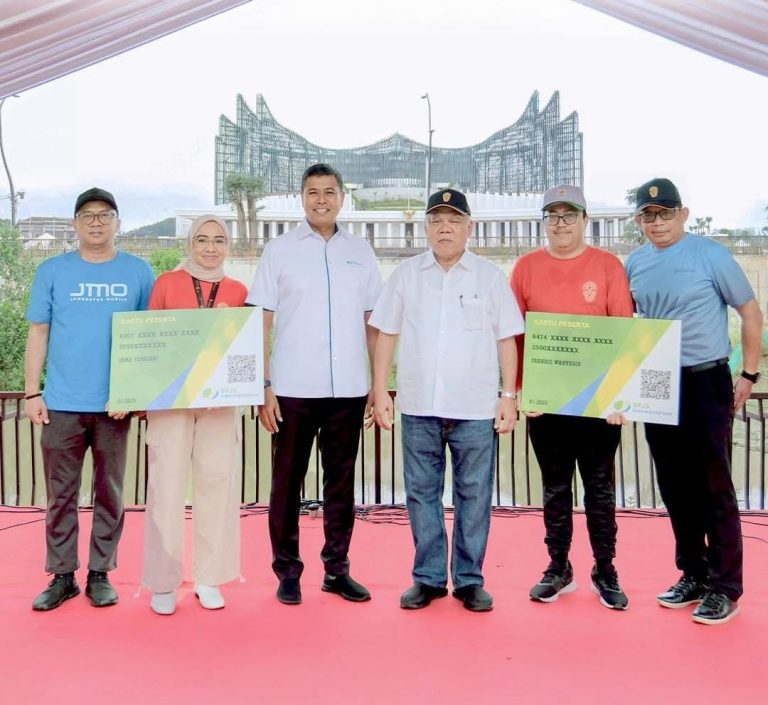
left=499, top=390, right=517, bottom=399
left=740, top=370, right=761, bottom=384
left=264, top=379, right=272, bottom=388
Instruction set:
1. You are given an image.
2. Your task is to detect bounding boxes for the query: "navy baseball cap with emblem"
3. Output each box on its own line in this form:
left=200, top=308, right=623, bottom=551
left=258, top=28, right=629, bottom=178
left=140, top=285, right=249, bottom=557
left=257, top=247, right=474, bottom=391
left=635, top=178, right=682, bottom=213
left=74, top=187, right=119, bottom=216
left=426, top=188, right=471, bottom=216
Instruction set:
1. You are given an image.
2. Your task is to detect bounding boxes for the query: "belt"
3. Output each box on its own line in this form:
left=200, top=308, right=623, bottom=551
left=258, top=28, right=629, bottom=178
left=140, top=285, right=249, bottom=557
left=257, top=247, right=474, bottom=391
left=682, top=358, right=729, bottom=373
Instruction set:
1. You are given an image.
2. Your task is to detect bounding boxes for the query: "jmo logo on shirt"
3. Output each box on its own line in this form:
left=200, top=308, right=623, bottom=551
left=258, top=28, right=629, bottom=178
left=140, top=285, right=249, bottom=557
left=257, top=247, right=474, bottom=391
left=70, top=282, right=129, bottom=301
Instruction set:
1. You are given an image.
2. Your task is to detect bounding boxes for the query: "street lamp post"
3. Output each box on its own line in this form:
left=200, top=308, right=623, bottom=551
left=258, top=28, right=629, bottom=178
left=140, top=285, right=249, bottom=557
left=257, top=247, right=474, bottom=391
left=0, top=95, right=20, bottom=227
left=421, top=93, right=434, bottom=199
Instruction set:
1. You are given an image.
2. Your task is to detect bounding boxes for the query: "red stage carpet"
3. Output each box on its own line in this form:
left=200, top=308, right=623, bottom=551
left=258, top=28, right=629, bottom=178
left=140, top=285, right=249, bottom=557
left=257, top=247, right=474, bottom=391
left=1, top=507, right=766, bottom=705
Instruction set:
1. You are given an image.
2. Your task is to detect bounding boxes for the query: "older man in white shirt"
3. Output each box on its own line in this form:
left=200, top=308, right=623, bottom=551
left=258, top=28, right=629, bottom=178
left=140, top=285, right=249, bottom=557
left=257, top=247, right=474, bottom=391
left=247, top=163, right=382, bottom=606
left=370, top=188, right=523, bottom=611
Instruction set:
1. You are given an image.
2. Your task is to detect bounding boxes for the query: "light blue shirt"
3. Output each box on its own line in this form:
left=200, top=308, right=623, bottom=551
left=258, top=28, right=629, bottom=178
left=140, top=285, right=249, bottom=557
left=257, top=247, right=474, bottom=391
left=27, top=250, right=155, bottom=411
left=625, top=234, right=754, bottom=366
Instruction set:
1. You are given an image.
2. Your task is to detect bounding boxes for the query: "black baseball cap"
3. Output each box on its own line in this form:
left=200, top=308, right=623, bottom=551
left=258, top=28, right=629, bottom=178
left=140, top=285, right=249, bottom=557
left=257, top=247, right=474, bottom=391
left=635, top=178, right=682, bottom=213
left=74, top=187, right=119, bottom=216
left=426, top=188, right=471, bottom=216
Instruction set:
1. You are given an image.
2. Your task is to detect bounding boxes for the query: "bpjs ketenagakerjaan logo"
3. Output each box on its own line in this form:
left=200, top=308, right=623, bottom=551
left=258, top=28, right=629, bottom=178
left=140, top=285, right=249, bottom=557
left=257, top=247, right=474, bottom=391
left=70, top=282, right=129, bottom=302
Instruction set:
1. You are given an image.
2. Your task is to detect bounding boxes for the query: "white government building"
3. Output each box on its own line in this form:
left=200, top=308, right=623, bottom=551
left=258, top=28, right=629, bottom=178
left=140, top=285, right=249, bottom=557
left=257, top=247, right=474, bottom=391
left=175, top=191, right=634, bottom=251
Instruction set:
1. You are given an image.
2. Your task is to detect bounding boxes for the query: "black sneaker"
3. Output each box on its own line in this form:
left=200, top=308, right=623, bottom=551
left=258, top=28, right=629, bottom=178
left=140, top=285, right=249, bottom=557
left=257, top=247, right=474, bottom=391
left=691, top=592, right=740, bottom=625
left=529, top=561, right=576, bottom=602
left=657, top=575, right=708, bottom=609
left=590, top=565, right=629, bottom=610
left=85, top=570, right=118, bottom=607
left=32, top=572, right=80, bottom=611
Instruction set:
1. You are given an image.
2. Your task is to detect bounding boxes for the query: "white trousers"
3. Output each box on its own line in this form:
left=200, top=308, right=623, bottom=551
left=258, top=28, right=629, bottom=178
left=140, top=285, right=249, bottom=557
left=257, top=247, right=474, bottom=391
left=142, top=407, right=241, bottom=592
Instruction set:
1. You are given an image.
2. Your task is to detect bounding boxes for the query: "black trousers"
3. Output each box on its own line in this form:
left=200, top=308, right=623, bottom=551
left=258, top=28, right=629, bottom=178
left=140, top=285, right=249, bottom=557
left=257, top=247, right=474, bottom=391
left=645, top=363, right=743, bottom=601
left=269, top=395, right=367, bottom=580
left=527, top=414, right=620, bottom=568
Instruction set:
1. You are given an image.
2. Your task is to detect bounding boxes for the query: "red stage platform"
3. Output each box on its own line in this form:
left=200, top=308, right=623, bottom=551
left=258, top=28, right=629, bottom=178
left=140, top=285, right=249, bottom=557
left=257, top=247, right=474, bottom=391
left=1, top=507, right=766, bottom=705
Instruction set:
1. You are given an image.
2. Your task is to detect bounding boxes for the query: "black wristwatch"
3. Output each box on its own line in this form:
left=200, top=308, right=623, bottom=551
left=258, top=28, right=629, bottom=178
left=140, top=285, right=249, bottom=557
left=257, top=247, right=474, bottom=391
left=740, top=370, right=761, bottom=384
left=264, top=379, right=272, bottom=388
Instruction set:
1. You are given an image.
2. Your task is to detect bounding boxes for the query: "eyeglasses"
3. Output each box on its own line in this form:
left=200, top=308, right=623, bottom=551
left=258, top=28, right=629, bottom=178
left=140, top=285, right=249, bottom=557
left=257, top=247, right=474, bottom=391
left=76, top=211, right=117, bottom=224
left=193, top=236, right=228, bottom=248
left=543, top=212, right=579, bottom=226
left=638, top=208, right=680, bottom=223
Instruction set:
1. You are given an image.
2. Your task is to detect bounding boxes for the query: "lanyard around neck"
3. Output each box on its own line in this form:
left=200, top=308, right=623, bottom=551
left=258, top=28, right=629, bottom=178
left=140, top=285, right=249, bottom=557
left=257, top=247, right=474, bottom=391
left=192, top=277, right=220, bottom=308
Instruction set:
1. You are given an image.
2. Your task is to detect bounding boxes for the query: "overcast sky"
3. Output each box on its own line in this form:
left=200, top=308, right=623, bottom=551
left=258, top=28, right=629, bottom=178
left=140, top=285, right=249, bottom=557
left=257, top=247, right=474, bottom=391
left=2, top=0, right=767, bottom=230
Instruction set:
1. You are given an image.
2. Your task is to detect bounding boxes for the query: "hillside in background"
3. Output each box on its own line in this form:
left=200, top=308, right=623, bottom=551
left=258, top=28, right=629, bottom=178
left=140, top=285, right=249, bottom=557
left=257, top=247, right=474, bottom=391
left=123, top=217, right=176, bottom=238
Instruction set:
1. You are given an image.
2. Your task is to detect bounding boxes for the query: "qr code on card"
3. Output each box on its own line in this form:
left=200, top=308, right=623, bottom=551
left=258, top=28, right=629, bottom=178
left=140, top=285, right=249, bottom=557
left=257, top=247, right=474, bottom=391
left=226, top=354, right=258, bottom=384
left=640, top=369, right=672, bottom=400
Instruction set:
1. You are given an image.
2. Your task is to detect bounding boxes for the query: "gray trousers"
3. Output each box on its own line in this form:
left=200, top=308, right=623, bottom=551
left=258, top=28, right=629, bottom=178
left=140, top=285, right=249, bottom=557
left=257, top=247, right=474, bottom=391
left=40, top=411, right=131, bottom=574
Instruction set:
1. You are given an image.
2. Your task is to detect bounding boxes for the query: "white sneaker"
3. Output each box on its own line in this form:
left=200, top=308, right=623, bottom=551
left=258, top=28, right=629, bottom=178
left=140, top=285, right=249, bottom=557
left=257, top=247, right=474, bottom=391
left=150, top=591, right=176, bottom=615
left=195, top=584, right=225, bottom=610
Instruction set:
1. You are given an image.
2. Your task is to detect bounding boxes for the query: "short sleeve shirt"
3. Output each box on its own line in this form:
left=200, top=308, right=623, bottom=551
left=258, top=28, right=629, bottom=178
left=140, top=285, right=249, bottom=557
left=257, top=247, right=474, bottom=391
left=625, top=234, right=755, bottom=366
left=246, top=220, right=382, bottom=398
left=369, top=249, right=524, bottom=419
left=26, top=250, right=155, bottom=411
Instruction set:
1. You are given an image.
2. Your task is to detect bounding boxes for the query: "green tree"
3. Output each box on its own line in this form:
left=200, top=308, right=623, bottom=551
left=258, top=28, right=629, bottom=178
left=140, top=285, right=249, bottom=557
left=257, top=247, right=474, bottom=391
left=243, top=175, right=265, bottom=243
left=148, top=247, right=183, bottom=276
left=224, top=173, right=248, bottom=241
left=0, top=223, right=36, bottom=390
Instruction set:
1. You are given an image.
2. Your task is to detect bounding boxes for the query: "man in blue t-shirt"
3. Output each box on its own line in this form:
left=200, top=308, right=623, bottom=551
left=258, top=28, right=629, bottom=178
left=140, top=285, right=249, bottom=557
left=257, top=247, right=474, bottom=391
left=626, top=177, right=763, bottom=626
left=25, top=187, right=154, bottom=611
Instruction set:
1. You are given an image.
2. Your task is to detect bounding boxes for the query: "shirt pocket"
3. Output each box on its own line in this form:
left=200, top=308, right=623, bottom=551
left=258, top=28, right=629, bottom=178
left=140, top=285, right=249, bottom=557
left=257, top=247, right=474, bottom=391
left=461, top=296, right=485, bottom=331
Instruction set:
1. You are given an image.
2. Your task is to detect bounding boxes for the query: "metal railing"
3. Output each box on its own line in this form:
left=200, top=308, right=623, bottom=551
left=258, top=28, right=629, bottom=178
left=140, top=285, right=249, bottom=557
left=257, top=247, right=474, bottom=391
left=2, top=391, right=767, bottom=510
left=18, top=235, right=768, bottom=260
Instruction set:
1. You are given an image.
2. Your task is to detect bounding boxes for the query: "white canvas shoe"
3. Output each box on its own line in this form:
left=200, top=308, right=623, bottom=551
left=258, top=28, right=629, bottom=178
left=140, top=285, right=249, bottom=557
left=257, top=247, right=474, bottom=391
left=195, top=584, right=225, bottom=610
left=150, top=591, right=177, bottom=615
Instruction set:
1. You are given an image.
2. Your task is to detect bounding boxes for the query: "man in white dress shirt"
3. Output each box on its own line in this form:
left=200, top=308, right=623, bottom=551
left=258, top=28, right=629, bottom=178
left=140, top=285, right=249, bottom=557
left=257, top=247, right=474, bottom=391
left=370, top=188, right=524, bottom=611
left=247, top=163, right=382, bottom=605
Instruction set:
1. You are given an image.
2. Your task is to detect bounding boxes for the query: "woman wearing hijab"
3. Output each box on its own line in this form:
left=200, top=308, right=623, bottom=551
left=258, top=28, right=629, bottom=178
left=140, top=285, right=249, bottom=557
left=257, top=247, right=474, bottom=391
left=142, top=215, right=247, bottom=615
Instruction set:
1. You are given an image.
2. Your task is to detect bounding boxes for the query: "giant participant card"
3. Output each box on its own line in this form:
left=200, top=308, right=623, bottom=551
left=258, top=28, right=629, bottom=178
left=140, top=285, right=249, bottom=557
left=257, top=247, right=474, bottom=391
left=109, top=307, right=263, bottom=411
left=521, top=312, right=681, bottom=425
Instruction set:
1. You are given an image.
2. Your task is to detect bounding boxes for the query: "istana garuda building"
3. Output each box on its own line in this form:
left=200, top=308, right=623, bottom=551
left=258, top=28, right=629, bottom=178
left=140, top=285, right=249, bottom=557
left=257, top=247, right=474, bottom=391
left=214, top=91, right=583, bottom=203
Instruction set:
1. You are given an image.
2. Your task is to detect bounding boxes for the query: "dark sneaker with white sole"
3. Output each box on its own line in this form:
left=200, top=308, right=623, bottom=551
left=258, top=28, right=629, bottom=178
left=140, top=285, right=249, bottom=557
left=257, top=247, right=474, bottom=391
left=590, top=565, right=629, bottom=610
left=657, top=575, right=708, bottom=609
left=529, top=561, right=576, bottom=602
left=691, top=592, right=740, bottom=625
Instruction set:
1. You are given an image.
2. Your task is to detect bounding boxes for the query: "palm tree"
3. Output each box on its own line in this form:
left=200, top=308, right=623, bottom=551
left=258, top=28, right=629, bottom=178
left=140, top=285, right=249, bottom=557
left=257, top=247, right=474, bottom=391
left=243, top=175, right=265, bottom=243
left=223, top=173, right=247, bottom=240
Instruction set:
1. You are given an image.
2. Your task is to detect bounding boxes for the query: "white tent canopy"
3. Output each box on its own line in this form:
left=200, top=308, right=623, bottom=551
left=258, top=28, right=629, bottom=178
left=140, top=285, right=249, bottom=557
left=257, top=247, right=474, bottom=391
left=0, top=0, right=251, bottom=100
left=575, top=0, right=768, bottom=78
left=0, top=0, right=765, bottom=102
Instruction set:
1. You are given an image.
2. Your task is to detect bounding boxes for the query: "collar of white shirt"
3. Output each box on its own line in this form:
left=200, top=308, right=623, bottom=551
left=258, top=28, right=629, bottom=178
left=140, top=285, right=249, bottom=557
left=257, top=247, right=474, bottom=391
left=420, top=247, right=476, bottom=272
left=295, top=218, right=351, bottom=242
